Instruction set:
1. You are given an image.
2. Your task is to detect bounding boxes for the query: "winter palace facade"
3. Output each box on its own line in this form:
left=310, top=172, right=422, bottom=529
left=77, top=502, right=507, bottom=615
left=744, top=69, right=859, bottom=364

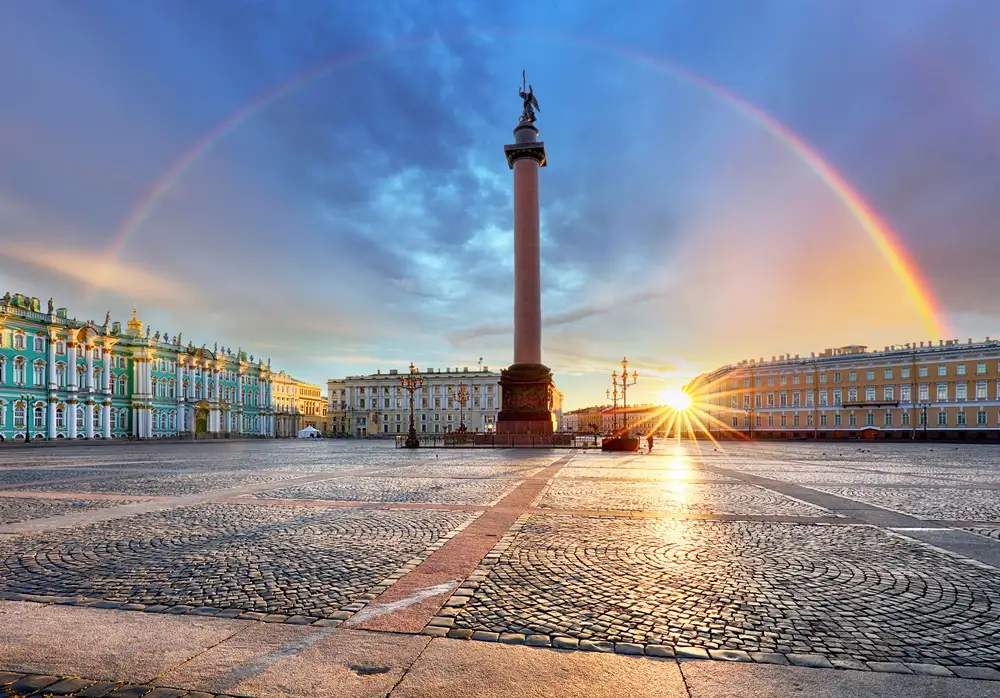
left=0, top=293, right=276, bottom=441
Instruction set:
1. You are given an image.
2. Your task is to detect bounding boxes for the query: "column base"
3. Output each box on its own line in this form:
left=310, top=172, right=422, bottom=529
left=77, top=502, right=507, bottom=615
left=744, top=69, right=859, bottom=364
left=496, top=363, right=555, bottom=435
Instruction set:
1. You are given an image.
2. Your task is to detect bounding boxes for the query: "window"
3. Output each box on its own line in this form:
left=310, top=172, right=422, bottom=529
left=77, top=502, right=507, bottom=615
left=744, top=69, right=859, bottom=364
left=918, top=367, right=928, bottom=377
left=883, top=386, right=894, bottom=401
left=820, top=414, right=827, bottom=426
left=957, top=364, right=967, bottom=376
left=957, top=411, right=967, bottom=426
left=865, top=386, right=876, bottom=401
left=849, top=372, right=857, bottom=382
left=978, top=410, right=987, bottom=425
left=937, top=384, right=948, bottom=401
left=56, top=406, right=64, bottom=429
left=779, top=392, right=787, bottom=407
left=732, top=416, right=738, bottom=427
left=33, top=361, right=45, bottom=386
left=806, top=374, right=813, bottom=384
left=33, top=336, right=44, bottom=352
left=767, top=377, right=775, bottom=387
left=14, top=358, right=25, bottom=384
left=57, top=363, right=66, bottom=388
left=819, top=374, right=828, bottom=384
left=56, top=340, right=65, bottom=355
left=780, top=414, right=787, bottom=426
left=918, top=383, right=929, bottom=401
left=819, top=389, right=828, bottom=406
left=13, top=333, right=25, bottom=350
left=833, top=372, right=841, bottom=383
left=866, top=371, right=875, bottom=381
left=14, top=402, right=26, bottom=428
left=900, top=385, right=911, bottom=402
left=938, top=365, right=947, bottom=376
left=33, top=405, right=44, bottom=428
left=956, top=383, right=968, bottom=400
left=884, top=411, right=892, bottom=426
left=793, top=414, right=800, bottom=427
left=792, top=375, right=800, bottom=385
left=792, top=392, right=800, bottom=407
left=937, top=411, right=947, bottom=426
left=767, top=393, right=775, bottom=407
left=805, top=390, right=814, bottom=407
left=977, top=382, right=988, bottom=400
left=884, top=369, right=893, bottom=380
left=767, top=415, right=774, bottom=427
left=780, top=376, right=787, bottom=386
left=110, top=410, right=117, bottom=430
left=866, top=413, right=875, bottom=426
left=833, top=388, right=843, bottom=404
left=848, top=413, right=856, bottom=426
left=977, top=363, right=987, bottom=375
left=901, top=368, right=910, bottom=379
left=902, top=412, right=910, bottom=426
left=919, top=410, right=927, bottom=426
left=834, top=413, right=842, bottom=427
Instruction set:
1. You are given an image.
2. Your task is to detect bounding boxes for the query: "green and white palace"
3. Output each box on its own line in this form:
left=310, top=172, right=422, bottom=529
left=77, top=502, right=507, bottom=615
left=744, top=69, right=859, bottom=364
left=0, top=292, right=276, bottom=441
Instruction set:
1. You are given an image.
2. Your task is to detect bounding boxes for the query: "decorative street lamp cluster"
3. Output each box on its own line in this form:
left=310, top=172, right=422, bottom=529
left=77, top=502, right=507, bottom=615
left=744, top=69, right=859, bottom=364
left=602, top=357, right=639, bottom=451
left=450, top=382, right=470, bottom=433
left=400, top=362, right=423, bottom=448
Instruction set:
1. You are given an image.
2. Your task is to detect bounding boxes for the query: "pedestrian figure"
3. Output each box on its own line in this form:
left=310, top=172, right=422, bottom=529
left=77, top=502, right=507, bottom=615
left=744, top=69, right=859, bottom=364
left=647, top=434, right=654, bottom=453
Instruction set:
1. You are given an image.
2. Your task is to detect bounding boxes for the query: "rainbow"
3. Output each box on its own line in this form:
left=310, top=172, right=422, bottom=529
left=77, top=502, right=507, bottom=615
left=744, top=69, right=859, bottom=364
left=104, top=31, right=947, bottom=337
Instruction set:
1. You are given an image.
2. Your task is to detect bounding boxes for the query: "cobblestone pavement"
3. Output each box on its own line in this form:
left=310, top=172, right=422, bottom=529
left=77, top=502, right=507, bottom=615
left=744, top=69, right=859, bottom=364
left=8, top=471, right=302, bottom=497
left=538, top=481, right=832, bottom=516
left=818, top=486, right=1000, bottom=522
left=252, top=476, right=520, bottom=505
left=0, top=495, right=146, bottom=525
left=4, top=439, right=1000, bottom=687
left=0, top=502, right=475, bottom=618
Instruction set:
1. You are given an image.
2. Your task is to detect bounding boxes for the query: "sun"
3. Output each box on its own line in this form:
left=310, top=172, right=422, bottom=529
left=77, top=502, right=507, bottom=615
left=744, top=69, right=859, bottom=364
left=659, top=387, right=692, bottom=411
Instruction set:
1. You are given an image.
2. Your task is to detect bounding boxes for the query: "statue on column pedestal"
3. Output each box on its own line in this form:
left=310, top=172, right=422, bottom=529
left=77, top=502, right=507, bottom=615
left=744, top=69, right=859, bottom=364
left=519, top=69, right=540, bottom=124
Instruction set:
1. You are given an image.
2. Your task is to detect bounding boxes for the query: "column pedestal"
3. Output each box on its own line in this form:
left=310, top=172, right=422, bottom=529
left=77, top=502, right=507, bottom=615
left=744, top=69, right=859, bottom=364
left=496, top=363, right=555, bottom=434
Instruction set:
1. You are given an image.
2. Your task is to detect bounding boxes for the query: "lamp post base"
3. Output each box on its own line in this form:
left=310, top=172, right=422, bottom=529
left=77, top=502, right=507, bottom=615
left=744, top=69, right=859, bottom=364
left=404, top=428, right=420, bottom=448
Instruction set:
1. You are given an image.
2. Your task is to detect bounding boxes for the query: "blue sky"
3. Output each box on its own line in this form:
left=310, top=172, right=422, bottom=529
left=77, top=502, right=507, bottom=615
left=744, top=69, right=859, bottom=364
left=1, top=0, right=998, bottom=409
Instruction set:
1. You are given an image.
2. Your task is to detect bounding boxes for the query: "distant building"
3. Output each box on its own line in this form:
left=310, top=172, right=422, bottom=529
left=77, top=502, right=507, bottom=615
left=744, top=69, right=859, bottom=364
left=686, top=338, right=1000, bottom=440
left=601, top=404, right=668, bottom=437
left=272, top=371, right=328, bottom=437
left=328, top=364, right=507, bottom=437
left=563, top=405, right=608, bottom=433
left=0, top=293, right=276, bottom=440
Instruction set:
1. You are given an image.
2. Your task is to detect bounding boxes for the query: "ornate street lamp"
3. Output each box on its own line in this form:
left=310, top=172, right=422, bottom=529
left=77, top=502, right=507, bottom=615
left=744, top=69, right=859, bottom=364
left=452, top=383, right=470, bottom=433
left=606, top=384, right=619, bottom=434
left=619, top=357, right=639, bottom=433
left=400, top=362, right=423, bottom=448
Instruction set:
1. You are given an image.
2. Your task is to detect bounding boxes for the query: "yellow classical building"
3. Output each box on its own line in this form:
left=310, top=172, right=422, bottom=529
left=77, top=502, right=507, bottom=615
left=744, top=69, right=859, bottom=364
left=271, top=371, right=327, bottom=437
left=686, top=337, right=1000, bottom=441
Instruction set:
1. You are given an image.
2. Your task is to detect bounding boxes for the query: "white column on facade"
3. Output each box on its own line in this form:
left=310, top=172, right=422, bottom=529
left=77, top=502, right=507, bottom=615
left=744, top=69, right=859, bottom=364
left=84, top=400, right=95, bottom=439
left=236, top=374, right=244, bottom=434
left=102, top=401, right=111, bottom=439
left=68, top=402, right=78, bottom=439
left=84, top=344, right=94, bottom=391
left=176, top=360, right=185, bottom=434
left=67, top=342, right=78, bottom=390
left=47, top=399, right=57, bottom=440
left=47, top=334, right=57, bottom=389
left=102, top=348, right=111, bottom=393
left=188, top=362, right=197, bottom=400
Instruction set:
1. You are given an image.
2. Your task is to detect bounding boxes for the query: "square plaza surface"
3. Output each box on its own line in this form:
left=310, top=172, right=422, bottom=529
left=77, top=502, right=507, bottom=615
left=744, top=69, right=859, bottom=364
left=2, top=439, right=1000, bottom=677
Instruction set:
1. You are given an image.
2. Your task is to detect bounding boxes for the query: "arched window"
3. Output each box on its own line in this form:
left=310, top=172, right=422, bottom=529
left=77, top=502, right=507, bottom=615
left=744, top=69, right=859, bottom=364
left=33, top=405, right=44, bottom=429
left=151, top=376, right=158, bottom=396
left=56, top=362, right=66, bottom=388
left=76, top=406, right=84, bottom=430
left=93, top=408, right=101, bottom=429
left=0, top=401, right=7, bottom=427
left=77, top=365, right=85, bottom=382
left=119, top=408, right=128, bottom=431
left=56, top=406, right=65, bottom=429
left=32, top=361, right=45, bottom=387
left=13, top=332, right=25, bottom=350
left=14, top=357, right=26, bottom=384
left=0, top=357, right=5, bottom=383
left=160, top=412, right=168, bottom=430
left=169, top=379, right=176, bottom=399
left=13, top=401, right=26, bottom=428
left=169, top=411, right=176, bottom=430
left=119, top=375, right=128, bottom=395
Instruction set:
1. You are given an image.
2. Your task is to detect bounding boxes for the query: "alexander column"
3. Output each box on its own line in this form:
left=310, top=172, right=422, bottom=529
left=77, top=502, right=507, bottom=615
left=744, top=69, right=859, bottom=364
left=497, top=71, right=556, bottom=435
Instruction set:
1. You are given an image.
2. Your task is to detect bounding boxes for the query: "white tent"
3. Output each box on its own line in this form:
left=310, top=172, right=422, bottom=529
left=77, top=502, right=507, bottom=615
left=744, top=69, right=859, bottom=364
left=297, top=425, right=322, bottom=439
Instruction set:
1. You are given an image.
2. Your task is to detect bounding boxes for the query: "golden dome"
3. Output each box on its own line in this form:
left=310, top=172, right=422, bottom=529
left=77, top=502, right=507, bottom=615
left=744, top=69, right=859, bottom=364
left=127, top=305, right=143, bottom=334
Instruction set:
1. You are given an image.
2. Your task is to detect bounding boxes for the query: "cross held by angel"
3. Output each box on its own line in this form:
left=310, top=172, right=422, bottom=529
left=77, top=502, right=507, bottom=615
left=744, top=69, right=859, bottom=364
left=519, top=69, right=540, bottom=124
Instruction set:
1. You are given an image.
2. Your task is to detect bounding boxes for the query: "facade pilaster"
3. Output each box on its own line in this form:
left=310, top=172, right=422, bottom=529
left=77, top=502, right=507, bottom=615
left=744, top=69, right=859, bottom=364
left=47, top=396, right=57, bottom=440
left=67, top=399, right=78, bottom=439
left=84, top=344, right=94, bottom=391
left=84, top=399, right=95, bottom=439
left=67, top=342, right=78, bottom=391
left=102, top=400, right=111, bottom=439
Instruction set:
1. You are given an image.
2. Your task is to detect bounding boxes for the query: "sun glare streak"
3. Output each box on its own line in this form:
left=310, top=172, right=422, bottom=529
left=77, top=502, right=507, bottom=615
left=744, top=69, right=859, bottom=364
left=659, top=387, right=692, bottom=411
